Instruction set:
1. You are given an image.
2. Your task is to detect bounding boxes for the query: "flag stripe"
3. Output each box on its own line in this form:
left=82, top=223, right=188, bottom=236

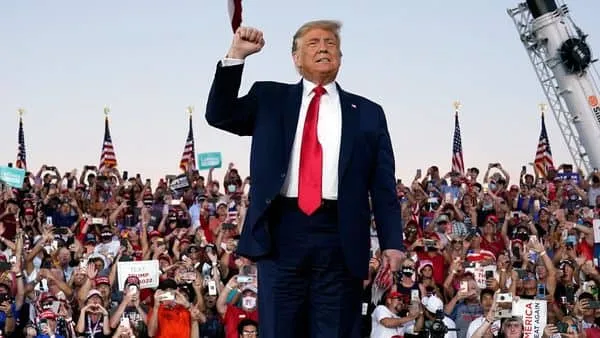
left=452, top=112, right=465, bottom=174
left=228, top=0, right=242, bottom=33
left=179, top=115, right=197, bottom=172
left=534, top=114, right=554, bottom=178
left=99, top=116, right=118, bottom=170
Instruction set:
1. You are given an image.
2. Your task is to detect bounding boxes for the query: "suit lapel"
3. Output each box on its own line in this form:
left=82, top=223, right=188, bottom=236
left=282, top=81, right=303, bottom=167
left=337, top=84, right=358, bottom=184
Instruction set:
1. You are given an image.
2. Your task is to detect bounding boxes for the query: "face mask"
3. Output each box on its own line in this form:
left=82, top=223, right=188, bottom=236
left=242, top=296, right=256, bottom=309
left=489, top=183, right=497, bottom=191
left=401, top=267, right=414, bottom=278
left=227, top=185, right=237, bottom=193
left=202, top=263, right=212, bottom=276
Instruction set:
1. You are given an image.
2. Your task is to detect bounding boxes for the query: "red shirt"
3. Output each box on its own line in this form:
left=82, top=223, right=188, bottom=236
left=0, top=209, right=17, bottom=241
left=416, top=251, right=446, bottom=285
left=147, top=304, right=191, bottom=338
left=481, top=235, right=505, bottom=258
left=577, top=241, right=594, bottom=260
left=223, top=304, right=258, bottom=338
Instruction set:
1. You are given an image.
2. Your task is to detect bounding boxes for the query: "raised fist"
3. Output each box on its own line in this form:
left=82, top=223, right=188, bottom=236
left=227, top=27, right=265, bottom=59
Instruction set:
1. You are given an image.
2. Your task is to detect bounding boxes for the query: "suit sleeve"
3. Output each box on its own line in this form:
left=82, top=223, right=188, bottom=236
left=369, top=105, right=405, bottom=252
left=205, top=61, right=258, bottom=136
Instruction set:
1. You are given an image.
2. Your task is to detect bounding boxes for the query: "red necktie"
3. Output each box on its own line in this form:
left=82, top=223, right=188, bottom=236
left=298, top=85, right=326, bottom=215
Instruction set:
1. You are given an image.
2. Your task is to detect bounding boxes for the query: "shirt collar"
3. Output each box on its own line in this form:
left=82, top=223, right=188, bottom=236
left=301, top=79, right=338, bottom=99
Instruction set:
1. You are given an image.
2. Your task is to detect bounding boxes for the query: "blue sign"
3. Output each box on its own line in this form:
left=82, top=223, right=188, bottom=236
left=0, top=166, right=26, bottom=189
left=197, top=152, right=222, bottom=170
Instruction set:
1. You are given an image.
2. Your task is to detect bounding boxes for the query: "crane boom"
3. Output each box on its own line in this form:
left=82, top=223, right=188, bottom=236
left=507, top=0, right=600, bottom=174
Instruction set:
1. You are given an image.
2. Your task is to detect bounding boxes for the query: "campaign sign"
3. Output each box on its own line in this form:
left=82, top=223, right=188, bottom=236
left=117, top=260, right=160, bottom=290
left=197, top=152, right=222, bottom=170
left=0, top=166, right=26, bottom=189
left=512, top=299, right=547, bottom=338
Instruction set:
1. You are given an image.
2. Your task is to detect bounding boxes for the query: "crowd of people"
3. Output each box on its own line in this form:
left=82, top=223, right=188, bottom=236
left=0, top=161, right=599, bottom=337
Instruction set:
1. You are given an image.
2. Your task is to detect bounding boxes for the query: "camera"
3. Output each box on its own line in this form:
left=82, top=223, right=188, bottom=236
left=425, top=310, right=449, bottom=338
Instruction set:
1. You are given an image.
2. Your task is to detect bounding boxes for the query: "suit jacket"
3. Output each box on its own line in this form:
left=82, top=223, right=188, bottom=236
left=205, top=62, right=404, bottom=279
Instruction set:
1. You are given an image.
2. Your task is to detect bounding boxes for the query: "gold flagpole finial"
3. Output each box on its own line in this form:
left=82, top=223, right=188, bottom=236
left=17, top=108, right=25, bottom=118
left=539, top=103, right=548, bottom=115
left=186, top=106, right=194, bottom=116
left=103, top=106, right=110, bottom=116
left=453, top=100, right=462, bottom=113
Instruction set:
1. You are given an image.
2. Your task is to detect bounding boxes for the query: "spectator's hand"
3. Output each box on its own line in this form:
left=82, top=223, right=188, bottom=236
left=528, top=237, right=545, bottom=253
left=0, top=301, right=11, bottom=314
left=226, top=275, right=239, bottom=290
left=207, top=250, right=218, bottom=263
left=382, top=249, right=404, bottom=272
left=191, top=307, right=206, bottom=323
left=486, top=277, right=499, bottom=291
left=173, top=290, right=191, bottom=309
left=369, top=257, right=381, bottom=273
left=86, top=264, right=98, bottom=280
left=544, top=324, right=558, bottom=337
left=154, top=290, right=165, bottom=302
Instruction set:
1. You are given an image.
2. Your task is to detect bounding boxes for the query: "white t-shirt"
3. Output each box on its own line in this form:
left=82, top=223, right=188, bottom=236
left=370, top=305, right=402, bottom=338
left=466, top=316, right=501, bottom=338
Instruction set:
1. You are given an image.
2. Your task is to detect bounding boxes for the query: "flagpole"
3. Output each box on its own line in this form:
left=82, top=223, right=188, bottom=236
left=539, top=103, right=547, bottom=117
left=186, top=106, right=194, bottom=116
left=17, top=108, right=25, bottom=118
left=104, top=106, right=110, bottom=117
left=453, top=100, right=462, bottom=115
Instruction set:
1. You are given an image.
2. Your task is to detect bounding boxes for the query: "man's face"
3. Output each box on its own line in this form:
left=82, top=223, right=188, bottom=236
left=293, top=28, right=341, bottom=83
left=240, top=324, right=258, bottom=337
left=481, top=293, right=494, bottom=313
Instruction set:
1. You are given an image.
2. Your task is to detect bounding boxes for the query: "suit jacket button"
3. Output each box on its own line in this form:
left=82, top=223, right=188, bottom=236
left=280, top=173, right=286, bottom=178
left=265, top=199, right=271, bottom=205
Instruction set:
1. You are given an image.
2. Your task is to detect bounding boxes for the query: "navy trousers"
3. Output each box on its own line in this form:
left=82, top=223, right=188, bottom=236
left=257, top=197, right=363, bottom=338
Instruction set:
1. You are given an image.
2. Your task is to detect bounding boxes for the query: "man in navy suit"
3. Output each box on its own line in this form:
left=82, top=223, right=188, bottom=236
left=205, top=20, right=404, bottom=338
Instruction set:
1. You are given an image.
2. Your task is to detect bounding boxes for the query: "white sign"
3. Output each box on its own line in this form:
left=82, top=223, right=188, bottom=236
left=512, top=299, right=547, bottom=338
left=117, top=260, right=160, bottom=291
left=466, top=265, right=498, bottom=289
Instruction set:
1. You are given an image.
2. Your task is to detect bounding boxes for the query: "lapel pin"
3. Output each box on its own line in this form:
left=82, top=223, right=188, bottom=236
left=351, top=104, right=357, bottom=109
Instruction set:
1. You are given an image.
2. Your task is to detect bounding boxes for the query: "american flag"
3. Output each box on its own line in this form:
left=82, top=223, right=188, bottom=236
left=99, top=116, right=117, bottom=171
left=451, top=112, right=465, bottom=174
left=534, top=113, right=554, bottom=177
left=227, top=0, right=242, bottom=33
left=179, top=114, right=197, bottom=172
left=16, top=115, right=27, bottom=170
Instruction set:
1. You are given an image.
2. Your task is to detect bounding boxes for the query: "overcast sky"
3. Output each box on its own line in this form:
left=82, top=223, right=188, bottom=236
left=2, top=0, right=600, bottom=184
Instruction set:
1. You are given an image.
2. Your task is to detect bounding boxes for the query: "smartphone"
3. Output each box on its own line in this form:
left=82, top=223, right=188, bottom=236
left=416, top=169, right=422, bottom=177
left=566, top=285, right=575, bottom=303
left=536, top=283, right=545, bottom=299
left=91, top=218, right=104, bottom=225
left=159, top=292, right=174, bottom=302
left=588, top=300, right=600, bottom=309
left=237, top=275, right=254, bottom=284
left=122, top=171, right=128, bottom=180
left=46, top=216, right=53, bottom=226
left=128, top=285, right=137, bottom=295
left=485, top=270, right=494, bottom=280
left=170, top=199, right=181, bottom=206
left=522, top=165, right=526, bottom=172
left=120, top=317, right=131, bottom=328
left=460, top=281, right=468, bottom=293
left=208, top=280, right=217, bottom=296
left=410, top=289, right=419, bottom=303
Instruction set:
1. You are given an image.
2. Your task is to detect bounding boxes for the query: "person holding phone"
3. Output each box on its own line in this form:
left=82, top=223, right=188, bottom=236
left=147, top=279, right=193, bottom=338
left=75, top=290, right=111, bottom=338
left=108, top=276, right=147, bottom=337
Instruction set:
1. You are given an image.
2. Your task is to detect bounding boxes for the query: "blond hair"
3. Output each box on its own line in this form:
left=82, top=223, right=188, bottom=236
left=291, top=20, right=342, bottom=53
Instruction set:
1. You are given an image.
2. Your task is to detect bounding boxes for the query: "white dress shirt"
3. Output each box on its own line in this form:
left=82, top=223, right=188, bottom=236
left=221, top=58, right=342, bottom=200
